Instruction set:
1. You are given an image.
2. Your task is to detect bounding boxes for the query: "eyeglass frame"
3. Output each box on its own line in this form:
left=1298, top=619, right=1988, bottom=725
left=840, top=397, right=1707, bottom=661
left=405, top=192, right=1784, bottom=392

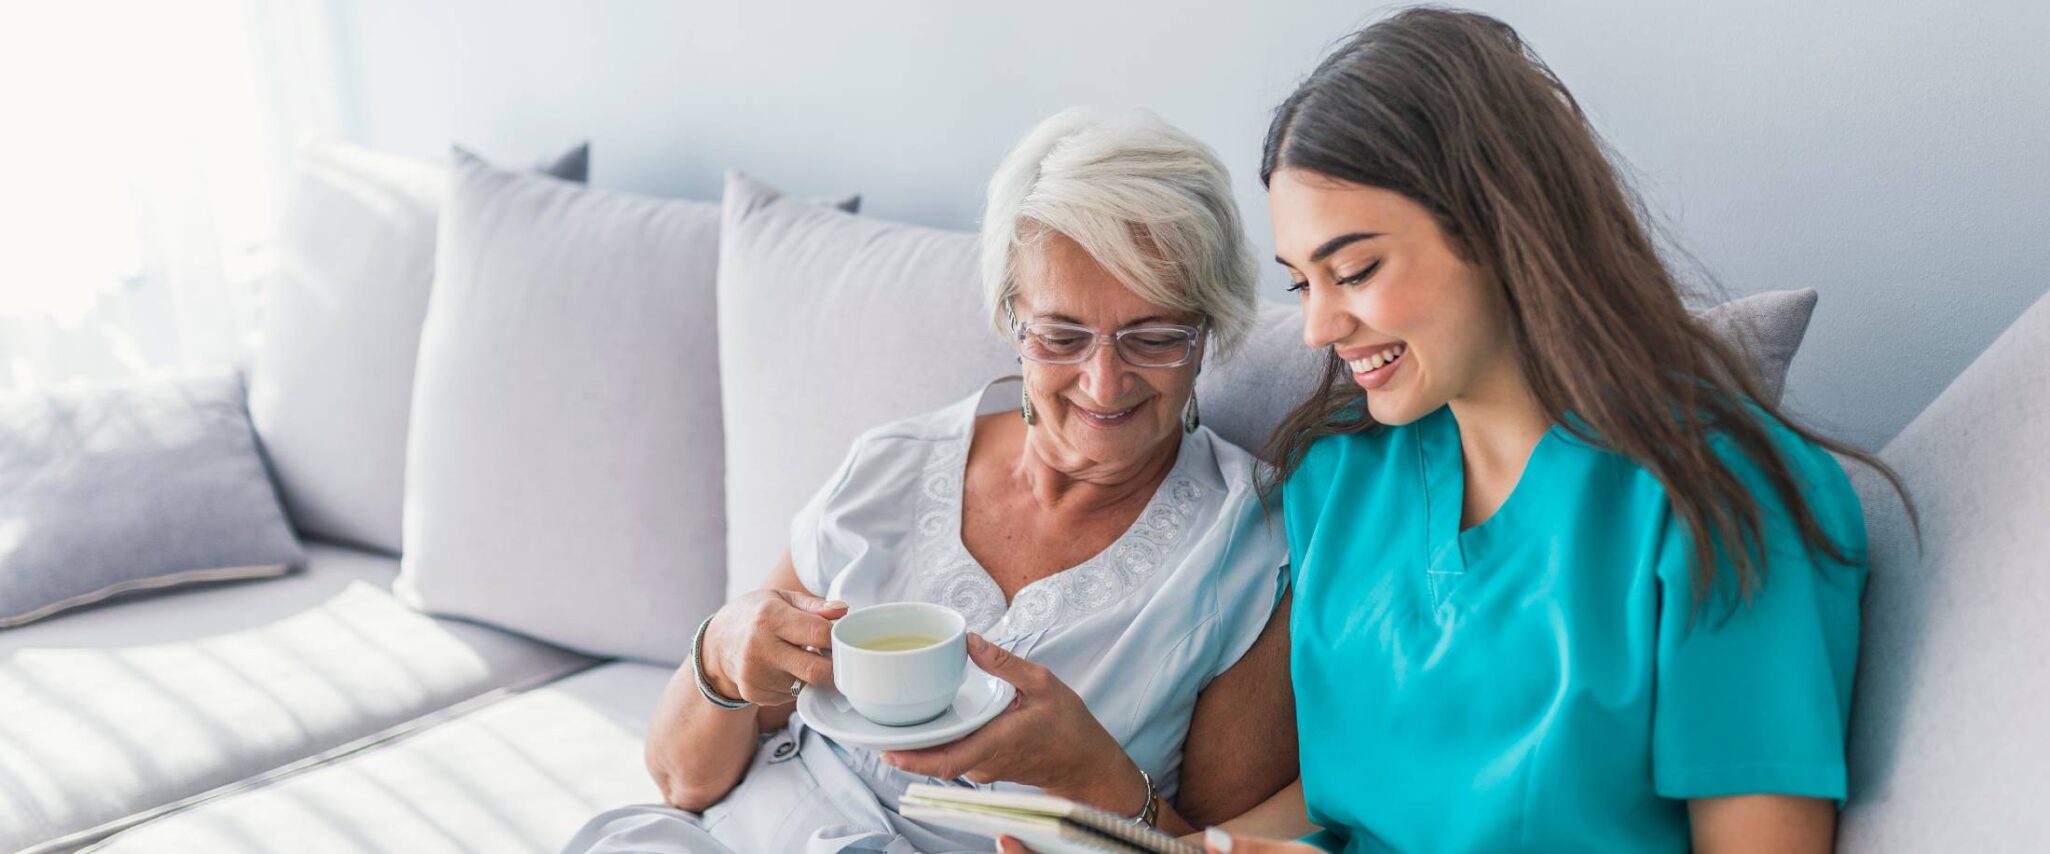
left=1003, top=299, right=1210, bottom=369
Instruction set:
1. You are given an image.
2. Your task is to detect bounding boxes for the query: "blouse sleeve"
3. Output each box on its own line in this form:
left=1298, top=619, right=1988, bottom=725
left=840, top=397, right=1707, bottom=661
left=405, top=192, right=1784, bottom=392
left=1650, top=420, right=1869, bottom=803
left=1179, top=438, right=1292, bottom=696
left=786, top=433, right=871, bottom=597
left=1202, top=490, right=1291, bottom=688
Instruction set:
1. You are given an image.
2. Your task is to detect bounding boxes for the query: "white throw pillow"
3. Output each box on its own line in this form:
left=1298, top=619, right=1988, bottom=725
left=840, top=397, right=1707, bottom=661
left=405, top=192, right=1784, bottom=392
left=398, top=151, right=728, bottom=663
left=248, top=138, right=587, bottom=556
left=717, top=173, right=1018, bottom=597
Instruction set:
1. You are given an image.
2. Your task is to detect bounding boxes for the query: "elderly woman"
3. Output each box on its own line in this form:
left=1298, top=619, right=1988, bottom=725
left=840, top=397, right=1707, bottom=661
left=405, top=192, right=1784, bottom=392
left=564, top=109, right=1295, bottom=853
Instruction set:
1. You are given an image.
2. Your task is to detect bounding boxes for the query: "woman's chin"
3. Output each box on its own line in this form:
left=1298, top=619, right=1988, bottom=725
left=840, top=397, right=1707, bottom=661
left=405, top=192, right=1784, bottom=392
left=1366, top=393, right=1430, bottom=427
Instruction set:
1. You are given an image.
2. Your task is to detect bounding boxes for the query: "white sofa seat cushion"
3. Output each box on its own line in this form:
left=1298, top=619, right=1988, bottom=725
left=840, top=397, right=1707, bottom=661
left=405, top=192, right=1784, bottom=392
left=0, top=541, right=595, bottom=854
left=85, top=662, right=668, bottom=854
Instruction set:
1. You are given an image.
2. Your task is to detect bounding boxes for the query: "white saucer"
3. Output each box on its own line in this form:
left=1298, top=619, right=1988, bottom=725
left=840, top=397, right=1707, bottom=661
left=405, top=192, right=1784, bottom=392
left=798, top=665, right=1016, bottom=751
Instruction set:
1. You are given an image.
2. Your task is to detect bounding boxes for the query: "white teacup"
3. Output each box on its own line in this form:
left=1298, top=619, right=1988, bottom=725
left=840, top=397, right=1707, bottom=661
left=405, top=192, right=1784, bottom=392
left=830, top=602, right=968, bottom=726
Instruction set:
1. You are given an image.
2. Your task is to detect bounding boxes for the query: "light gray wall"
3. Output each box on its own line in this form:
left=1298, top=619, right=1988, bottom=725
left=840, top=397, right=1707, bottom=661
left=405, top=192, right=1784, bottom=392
left=335, top=0, right=2049, bottom=450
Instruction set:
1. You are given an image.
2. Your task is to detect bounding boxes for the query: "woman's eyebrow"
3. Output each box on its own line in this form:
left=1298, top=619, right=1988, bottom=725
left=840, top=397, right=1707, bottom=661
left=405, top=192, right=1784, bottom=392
left=1276, top=231, right=1385, bottom=267
left=1037, top=312, right=1182, bottom=327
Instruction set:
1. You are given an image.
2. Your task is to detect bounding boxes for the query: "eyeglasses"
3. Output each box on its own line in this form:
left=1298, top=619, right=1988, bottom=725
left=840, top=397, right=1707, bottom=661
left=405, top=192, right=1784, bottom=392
left=1005, top=301, right=1207, bottom=369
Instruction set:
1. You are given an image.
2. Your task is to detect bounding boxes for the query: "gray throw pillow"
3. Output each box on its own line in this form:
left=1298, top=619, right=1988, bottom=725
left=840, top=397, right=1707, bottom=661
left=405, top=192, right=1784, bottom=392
left=1693, top=287, right=1818, bottom=405
left=247, top=139, right=589, bottom=557
left=0, top=372, right=304, bottom=628
left=1197, top=289, right=1819, bottom=461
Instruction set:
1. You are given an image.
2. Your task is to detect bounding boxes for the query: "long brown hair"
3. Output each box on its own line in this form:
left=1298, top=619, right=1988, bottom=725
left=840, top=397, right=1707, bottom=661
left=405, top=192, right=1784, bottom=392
left=1259, top=6, right=1912, bottom=609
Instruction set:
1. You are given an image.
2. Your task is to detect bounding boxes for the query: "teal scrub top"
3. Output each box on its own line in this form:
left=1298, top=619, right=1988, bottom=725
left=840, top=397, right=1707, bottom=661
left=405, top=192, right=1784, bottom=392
left=1282, top=404, right=1867, bottom=853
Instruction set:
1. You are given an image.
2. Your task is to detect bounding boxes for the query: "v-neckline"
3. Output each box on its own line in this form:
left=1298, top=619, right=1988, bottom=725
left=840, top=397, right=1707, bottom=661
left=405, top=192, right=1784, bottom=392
left=951, top=378, right=1192, bottom=612
left=1420, top=405, right=1564, bottom=579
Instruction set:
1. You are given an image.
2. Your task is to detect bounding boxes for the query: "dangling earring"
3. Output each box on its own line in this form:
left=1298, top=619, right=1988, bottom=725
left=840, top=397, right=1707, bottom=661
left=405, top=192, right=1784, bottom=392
left=1021, top=384, right=1036, bottom=426
left=1183, top=391, right=1200, bottom=433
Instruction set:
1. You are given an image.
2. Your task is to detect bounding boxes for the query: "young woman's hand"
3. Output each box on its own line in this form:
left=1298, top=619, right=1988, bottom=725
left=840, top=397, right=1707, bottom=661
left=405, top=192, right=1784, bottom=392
left=995, top=828, right=1328, bottom=854
left=882, top=633, right=1153, bottom=816
left=1199, top=827, right=1326, bottom=853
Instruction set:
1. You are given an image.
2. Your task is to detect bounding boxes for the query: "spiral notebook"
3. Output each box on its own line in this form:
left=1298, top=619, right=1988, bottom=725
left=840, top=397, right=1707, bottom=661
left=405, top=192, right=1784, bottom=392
left=899, top=784, right=1201, bottom=854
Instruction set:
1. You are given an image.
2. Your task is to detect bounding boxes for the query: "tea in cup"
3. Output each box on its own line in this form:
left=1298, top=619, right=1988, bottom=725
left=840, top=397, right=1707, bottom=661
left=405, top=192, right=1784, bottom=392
left=830, top=602, right=967, bottom=726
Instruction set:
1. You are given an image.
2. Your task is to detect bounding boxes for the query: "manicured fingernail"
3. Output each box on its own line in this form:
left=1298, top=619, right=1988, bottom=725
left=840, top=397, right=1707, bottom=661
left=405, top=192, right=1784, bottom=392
left=1206, top=827, right=1234, bottom=852
left=967, top=633, right=987, bottom=652
left=827, top=600, right=847, bottom=610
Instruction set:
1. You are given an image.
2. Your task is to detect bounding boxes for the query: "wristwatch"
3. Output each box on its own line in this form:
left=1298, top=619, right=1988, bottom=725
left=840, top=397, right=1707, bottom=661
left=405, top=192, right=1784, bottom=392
left=691, top=614, right=751, bottom=710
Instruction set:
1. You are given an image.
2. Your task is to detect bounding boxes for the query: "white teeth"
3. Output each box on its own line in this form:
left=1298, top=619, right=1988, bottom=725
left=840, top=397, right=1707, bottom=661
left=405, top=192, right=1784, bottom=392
left=1346, top=344, right=1406, bottom=374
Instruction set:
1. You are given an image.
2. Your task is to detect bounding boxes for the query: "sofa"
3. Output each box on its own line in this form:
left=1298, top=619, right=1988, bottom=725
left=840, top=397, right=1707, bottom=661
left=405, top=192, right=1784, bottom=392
left=1, top=137, right=2043, bottom=853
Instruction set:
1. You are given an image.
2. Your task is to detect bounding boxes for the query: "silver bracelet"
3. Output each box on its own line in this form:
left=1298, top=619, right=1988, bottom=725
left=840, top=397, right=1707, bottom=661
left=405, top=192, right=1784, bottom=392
left=1132, top=766, right=1160, bottom=827
left=691, top=614, right=751, bottom=710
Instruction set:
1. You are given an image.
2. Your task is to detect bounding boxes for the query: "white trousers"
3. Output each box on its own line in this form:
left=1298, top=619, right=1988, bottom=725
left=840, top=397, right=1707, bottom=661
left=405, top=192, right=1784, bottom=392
left=562, top=726, right=963, bottom=854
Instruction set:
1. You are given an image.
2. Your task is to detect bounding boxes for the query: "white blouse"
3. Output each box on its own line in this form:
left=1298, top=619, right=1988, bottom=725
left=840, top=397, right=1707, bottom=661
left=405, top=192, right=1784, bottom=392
left=784, top=378, right=1288, bottom=849
left=566, top=379, right=1290, bottom=853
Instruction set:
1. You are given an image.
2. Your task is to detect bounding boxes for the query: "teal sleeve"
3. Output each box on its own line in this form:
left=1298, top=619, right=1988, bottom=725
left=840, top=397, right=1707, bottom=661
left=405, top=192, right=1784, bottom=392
left=1650, top=421, right=1868, bottom=804
left=1300, top=828, right=1347, bottom=852
left=1279, top=437, right=1338, bottom=589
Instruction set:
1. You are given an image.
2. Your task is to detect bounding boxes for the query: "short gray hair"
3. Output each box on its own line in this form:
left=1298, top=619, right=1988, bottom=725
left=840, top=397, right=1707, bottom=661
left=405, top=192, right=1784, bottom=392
left=980, top=109, right=1258, bottom=360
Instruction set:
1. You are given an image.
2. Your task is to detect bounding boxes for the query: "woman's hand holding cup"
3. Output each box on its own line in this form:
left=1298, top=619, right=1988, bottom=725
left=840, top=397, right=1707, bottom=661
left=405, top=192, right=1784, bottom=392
left=702, top=589, right=847, bottom=706
left=883, top=633, right=1146, bottom=815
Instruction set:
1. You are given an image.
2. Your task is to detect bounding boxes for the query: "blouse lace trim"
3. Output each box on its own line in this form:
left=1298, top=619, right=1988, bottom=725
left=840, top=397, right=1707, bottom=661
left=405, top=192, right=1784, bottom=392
left=909, top=415, right=1204, bottom=636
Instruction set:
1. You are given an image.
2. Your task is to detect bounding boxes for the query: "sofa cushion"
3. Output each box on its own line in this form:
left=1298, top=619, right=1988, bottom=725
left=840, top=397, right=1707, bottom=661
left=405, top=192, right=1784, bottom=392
left=1192, top=301, right=1329, bottom=458
left=247, top=139, right=587, bottom=556
left=0, top=540, right=594, bottom=854
left=1836, top=287, right=2050, bottom=850
left=1197, top=289, right=1815, bottom=460
left=397, top=151, right=733, bottom=665
left=1692, top=287, right=1819, bottom=405
left=86, top=662, right=668, bottom=854
left=0, top=371, right=303, bottom=628
left=717, top=173, right=1019, bottom=597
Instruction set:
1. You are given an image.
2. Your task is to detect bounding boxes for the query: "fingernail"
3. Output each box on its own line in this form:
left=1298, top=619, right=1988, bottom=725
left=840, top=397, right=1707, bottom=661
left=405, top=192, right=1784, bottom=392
left=966, top=633, right=987, bottom=652
left=1206, top=827, right=1234, bottom=853
left=827, top=600, right=847, bottom=610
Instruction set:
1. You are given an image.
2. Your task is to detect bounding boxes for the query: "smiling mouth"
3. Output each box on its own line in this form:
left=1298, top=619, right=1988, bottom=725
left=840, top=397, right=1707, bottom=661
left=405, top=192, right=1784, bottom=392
left=1344, top=343, right=1405, bottom=374
left=1345, top=342, right=1406, bottom=390
left=1073, top=403, right=1141, bottom=427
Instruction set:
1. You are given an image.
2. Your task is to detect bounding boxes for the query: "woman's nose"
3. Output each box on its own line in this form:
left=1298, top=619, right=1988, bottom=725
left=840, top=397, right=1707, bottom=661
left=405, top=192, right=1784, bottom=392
left=1301, top=282, right=1357, bottom=349
left=1079, top=338, right=1127, bottom=400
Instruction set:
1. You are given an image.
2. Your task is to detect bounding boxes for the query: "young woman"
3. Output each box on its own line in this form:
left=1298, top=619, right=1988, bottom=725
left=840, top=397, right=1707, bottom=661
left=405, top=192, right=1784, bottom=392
left=1204, top=7, right=1911, bottom=853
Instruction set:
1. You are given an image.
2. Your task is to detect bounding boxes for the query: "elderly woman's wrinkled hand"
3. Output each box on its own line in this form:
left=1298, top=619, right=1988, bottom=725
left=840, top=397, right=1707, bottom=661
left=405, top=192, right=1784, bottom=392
left=882, top=633, right=1149, bottom=813
left=702, top=589, right=847, bottom=705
